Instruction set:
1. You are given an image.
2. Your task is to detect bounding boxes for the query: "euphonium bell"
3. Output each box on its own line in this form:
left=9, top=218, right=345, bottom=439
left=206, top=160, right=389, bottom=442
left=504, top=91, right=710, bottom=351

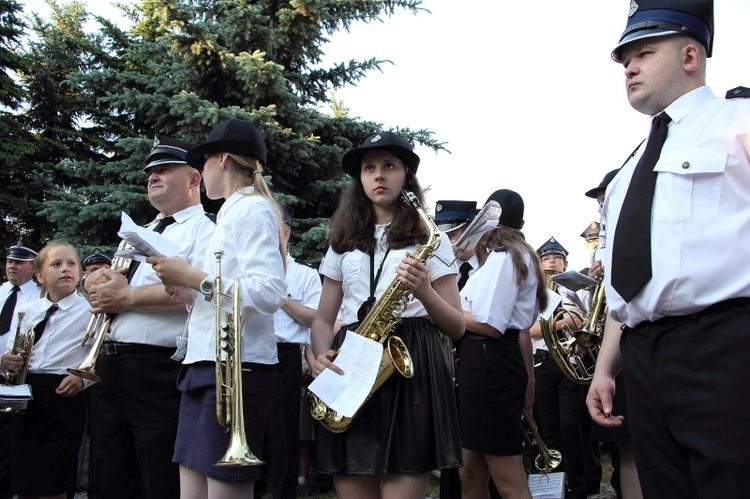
left=213, top=250, right=263, bottom=466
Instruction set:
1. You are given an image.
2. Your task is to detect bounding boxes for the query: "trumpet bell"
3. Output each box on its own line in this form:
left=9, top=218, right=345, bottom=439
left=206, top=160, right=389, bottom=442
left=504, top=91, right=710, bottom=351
left=67, top=366, right=102, bottom=383
left=215, top=438, right=264, bottom=467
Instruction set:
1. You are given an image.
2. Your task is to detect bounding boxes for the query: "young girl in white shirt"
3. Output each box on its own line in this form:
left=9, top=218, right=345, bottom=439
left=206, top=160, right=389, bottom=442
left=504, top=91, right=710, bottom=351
left=310, top=132, right=464, bottom=499
left=1, top=241, right=92, bottom=499
left=458, top=189, right=548, bottom=499
left=149, top=119, right=286, bottom=499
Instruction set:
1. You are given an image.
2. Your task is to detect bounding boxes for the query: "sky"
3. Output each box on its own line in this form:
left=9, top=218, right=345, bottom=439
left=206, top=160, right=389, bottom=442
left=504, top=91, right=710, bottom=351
left=20, top=0, right=750, bottom=271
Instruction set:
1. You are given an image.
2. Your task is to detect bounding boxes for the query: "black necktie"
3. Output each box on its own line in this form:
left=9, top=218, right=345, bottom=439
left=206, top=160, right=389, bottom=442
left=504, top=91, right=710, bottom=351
left=457, top=262, right=473, bottom=291
left=33, top=304, right=59, bottom=344
left=126, top=216, right=176, bottom=281
left=0, top=286, right=20, bottom=335
left=611, top=112, right=672, bottom=302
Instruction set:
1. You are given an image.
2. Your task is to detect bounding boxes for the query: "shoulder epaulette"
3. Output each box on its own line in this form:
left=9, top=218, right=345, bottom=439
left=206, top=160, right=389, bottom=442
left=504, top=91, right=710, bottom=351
left=726, top=87, right=750, bottom=99
left=493, top=246, right=508, bottom=253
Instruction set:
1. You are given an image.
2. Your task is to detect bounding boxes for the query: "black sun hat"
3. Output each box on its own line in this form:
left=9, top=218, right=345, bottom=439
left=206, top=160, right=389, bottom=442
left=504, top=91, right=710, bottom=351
left=186, top=119, right=267, bottom=170
left=485, top=189, right=525, bottom=230
left=341, top=131, right=420, bottom=177
left=585, top=169, right=620, bottom=199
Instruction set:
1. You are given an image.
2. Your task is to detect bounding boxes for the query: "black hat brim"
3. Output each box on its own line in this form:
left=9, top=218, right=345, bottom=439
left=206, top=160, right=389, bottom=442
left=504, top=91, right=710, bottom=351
left=186, top=140, right=267, bottom=170
left=342, top=145, right=420, bottom=177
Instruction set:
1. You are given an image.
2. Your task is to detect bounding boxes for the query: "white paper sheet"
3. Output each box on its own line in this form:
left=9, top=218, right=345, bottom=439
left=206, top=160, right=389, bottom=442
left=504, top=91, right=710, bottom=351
left=114, top=212, right=180, bottom=261
left=540, top=289, right=563, bottom=320
left=0, top=383, right=32, bottom=399
left=528, top=471, right=565, bottom=499
left=307, top=333, right=382, bottom=418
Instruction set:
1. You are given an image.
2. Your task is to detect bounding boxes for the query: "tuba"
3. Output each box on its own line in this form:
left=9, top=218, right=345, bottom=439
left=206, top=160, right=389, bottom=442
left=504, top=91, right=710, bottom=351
left=213, top=250, right=263, bottom=466
left=309, top=190, right=440, bottom=433
left=68, top=253, right=131, bottom=382
left=521, top=409, right=562, bottom=473
left=540, top=271, right=604, bottom=384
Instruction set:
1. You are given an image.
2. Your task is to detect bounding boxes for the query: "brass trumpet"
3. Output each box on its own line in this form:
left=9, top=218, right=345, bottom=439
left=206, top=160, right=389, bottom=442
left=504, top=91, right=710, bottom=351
left=68, top=253, right=131, bottom=383
left=521, top=409, right=562, bottom=473
left=4, top=312, right=30, bottom=385
left=213, top=250, right=262, bottom=466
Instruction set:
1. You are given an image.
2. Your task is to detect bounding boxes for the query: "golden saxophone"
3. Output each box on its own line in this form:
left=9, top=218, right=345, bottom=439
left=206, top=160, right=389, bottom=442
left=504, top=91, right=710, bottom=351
left=213, top=250, right=262, bottom=466
left=539, top=271, right=604, bottom=384
left=309, top=190, right=441, bottom=433
left=68, top=253, right=131, bottom=383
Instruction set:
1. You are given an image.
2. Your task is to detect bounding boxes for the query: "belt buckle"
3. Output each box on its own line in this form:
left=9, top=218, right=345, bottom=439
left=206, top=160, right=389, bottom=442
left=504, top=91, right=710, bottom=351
left=103, top=343, right=118, bottom=356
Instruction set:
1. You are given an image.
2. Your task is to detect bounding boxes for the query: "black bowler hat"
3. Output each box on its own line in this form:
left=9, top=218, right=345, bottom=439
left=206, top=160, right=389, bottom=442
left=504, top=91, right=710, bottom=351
left=585, top=169, right=620, bottom=199
left=280, top=205, right=293, bottom=227
left=82, top=249, right=112, bottom=269
left=186, top=119, right=267, bottom=170
left=612, top=0, right=713, bottom=62
left=485, top=189, right=524, bottom=230
left=435, top=200, right=477, bottom=233
left=580, top=222, right=601, bottom=241
left=341, top=131, right=420, bottom=177
left=143, top=135, right=196, bottom=172
left=5, top=240, right=40, bottom=262
left=537, top=237, right=569, bottom=259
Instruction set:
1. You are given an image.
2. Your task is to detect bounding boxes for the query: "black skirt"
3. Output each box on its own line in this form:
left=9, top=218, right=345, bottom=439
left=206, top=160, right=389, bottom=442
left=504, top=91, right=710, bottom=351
left=313, top=318, right=462, bottom=475
left=172, top=361, right=276, bottom=483
left=458, top=332, right=527, bottom=456
left=11, top=373, right=87, bottom=496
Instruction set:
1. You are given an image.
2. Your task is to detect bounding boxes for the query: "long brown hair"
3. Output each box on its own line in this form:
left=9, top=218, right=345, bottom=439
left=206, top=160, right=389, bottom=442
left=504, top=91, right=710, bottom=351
left=329, top=167, right=427, bottom=254
left=475, top=225, right=548, bottom=312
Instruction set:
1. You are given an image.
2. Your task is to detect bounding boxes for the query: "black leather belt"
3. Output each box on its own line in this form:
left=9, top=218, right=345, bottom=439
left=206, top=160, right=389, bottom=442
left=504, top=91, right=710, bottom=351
left=101, top=342, right=173, bottom=356
left=534, top=350, right=553, bottom=363
left=463, top=329, right=520, bottom=341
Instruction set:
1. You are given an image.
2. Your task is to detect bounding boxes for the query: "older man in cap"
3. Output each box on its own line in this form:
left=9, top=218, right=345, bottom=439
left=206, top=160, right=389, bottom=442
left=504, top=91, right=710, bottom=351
left=0, top=241, right=41, bottom=499
left=81, top=136, right=215, bottom=499
left=82, top=249, right=112, bottom=273
left=587, top=0, right=750, bottom=496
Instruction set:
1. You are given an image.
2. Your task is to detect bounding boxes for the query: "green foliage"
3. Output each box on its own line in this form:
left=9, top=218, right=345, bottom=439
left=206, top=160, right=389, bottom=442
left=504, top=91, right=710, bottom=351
left=4, top=0, right=446, bottom=264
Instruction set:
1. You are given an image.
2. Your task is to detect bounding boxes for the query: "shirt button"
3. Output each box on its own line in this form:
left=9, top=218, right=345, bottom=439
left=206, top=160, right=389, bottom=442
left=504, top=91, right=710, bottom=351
left=681, top=162, right=690, bottom=169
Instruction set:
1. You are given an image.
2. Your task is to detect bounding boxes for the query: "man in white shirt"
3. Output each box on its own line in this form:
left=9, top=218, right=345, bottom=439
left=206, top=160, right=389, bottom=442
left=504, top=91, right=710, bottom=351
left=587, top=1, right=750, bottom=496
left=0, top=241, right=40, bottom=499
left=261, top=209, right=322, bottom=499
left=82, top=136, right=215, bottom=499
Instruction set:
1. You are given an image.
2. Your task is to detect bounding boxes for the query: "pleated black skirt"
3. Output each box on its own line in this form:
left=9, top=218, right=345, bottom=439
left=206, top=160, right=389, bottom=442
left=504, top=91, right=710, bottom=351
left=172, top=361, right=276, bottom=483
left=314, top=317, right=462, bottom=475
left=11, top=373, right=87, bottom=496
left=458, top=333, right=527, bottom=456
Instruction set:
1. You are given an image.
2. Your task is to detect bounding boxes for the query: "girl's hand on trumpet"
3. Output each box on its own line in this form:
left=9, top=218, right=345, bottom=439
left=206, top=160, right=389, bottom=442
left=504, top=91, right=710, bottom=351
left=147, top=256, right=207, bottom=293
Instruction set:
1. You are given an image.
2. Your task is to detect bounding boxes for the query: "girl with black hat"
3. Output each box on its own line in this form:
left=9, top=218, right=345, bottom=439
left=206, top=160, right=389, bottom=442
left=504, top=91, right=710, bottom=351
left=457, top=189, right=548, bottom=499
left=148, top=119, right=287, bottom=498
left=310, top=132, right=463, bottom=498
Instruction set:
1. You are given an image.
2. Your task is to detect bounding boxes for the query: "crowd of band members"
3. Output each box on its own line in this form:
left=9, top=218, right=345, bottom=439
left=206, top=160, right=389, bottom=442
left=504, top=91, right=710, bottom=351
left=1, top=1, right=748, bottom=498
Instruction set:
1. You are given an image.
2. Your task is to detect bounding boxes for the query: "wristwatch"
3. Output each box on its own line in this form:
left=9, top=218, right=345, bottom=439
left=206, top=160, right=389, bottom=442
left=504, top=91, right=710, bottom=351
left=199, top=276, right=215, bottom=300
left=78, top=273, right=91, bottom=299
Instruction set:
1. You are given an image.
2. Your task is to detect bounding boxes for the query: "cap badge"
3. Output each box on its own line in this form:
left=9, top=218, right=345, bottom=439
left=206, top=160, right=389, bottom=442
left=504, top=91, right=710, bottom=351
left=436, top=203, right=443, bottom=213
left=628, top=0, right=639, bottom=18
left=370, top=134, right=382, bottom=144
left=152, top=135, right=160, bottom=148
left=550, top=237, right=557, bottom=243
left=590, top=222, right=597, bottom=229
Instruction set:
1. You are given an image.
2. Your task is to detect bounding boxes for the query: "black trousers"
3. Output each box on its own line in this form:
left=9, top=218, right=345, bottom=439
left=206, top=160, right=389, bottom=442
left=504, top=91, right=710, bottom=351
left=96, top=349, right=182, bottom=499
left=534, top=355, right=588, bottom=497
left=622, top=298, right=750, bottom=499
left=265, top=343, right=302, bottom=499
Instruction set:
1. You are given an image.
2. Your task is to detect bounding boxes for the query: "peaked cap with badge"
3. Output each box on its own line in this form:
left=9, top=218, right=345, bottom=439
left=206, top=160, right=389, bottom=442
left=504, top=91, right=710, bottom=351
left=580, top=222, right=601, bottom=242
left=341, top=131, right=421, bottom=177
left=5, top=240, right=41, bottom=262
left=143, top=135, right=197, bottom=173
left=82, top=249, right=112, bottom=269
left=537, top=237, right=569, bottom=258
left=434, top=200, right=477, bottom=233
left=612, top=0, right=714, bottom=63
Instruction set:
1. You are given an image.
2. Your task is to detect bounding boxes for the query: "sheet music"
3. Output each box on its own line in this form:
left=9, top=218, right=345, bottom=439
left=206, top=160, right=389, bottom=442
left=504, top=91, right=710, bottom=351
left=308, top=332, right=382, bottom=418
left=114, top=212, right=180, bottom=262
left=540, top=289, right=563, bottom=320
left=0, top=383, right=32, bottom=399
left=550, top=270, right=598, bottom=292
left=528, top=471, right=565, bottom=499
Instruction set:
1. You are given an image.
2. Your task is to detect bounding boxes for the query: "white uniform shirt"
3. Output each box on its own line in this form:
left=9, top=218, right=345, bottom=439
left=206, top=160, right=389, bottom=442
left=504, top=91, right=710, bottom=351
left=274, top=255, right=322, bottom=345
left=460, top=250, right=539, bottom=334
left=320, top=224, right=456, bottom=326
left=184, top=187, right=287, bottom=365
left=602, top=86, right=750, bottom=327
left=0, top=279, right=41, bottom=337
left=5, top=291, right=91, bottom=375
left=108, top=204, right=215, bottom=347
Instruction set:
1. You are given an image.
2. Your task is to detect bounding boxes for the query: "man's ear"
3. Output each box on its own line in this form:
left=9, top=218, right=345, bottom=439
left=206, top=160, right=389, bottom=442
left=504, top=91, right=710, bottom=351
left=682, top=42, right=702, bottom=73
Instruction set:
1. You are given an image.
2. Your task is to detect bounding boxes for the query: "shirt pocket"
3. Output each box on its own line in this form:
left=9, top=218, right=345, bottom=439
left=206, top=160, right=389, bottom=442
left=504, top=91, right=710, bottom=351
left=652, top=148, right=726, bottom=224
left=340, top=252, right=364, bottom=291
